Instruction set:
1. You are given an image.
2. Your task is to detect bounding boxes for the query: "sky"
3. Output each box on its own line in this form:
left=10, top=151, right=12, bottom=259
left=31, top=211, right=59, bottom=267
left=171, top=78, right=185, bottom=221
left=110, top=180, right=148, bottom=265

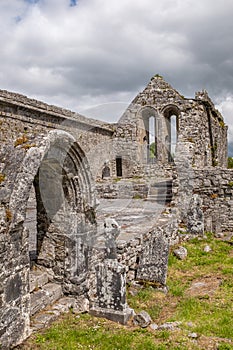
left=0, top=0, right=233, bottom=153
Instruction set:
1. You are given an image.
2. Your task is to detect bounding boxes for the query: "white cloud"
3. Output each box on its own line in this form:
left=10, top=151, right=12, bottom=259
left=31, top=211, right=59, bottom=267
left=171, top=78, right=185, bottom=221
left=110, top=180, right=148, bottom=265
left=0, top=0, right=233, bottom=130
left=216, top=97, right=233, bottom=145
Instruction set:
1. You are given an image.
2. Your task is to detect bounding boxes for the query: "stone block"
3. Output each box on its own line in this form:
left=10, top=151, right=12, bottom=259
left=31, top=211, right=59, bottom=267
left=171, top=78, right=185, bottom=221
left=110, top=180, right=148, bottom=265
left=89, top=306, right=134, bottom=325
left=30, top=283, right=62, bottom=316
left=173, top=246, right=187, bottom=260
left=136, top=229, right=169, bottom=285
left=90, top=259, right=134, bottom=324
left=133, top=310, right=152, bottom=328
left=29, top=270, right=49, bottom=292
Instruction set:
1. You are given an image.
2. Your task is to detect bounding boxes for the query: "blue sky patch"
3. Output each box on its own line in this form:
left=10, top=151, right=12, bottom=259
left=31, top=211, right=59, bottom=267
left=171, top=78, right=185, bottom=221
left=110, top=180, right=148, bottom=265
left=70, top=0, right=77, bottom=7
left=25, top=0, right=40, bottom=3
left=14, top=15, right=22, bottom=23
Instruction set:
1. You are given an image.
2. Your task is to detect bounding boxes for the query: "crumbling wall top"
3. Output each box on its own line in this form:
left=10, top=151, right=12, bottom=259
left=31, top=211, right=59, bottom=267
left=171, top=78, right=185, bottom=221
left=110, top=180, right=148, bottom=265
left=0, top=89, right=114, bottom=132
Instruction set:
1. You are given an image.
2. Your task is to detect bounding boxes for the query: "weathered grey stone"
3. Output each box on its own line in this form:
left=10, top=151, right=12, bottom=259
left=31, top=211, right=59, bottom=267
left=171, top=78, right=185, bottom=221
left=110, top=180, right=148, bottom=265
left=136, top=227, right=170, bottom=285
left=103, top=218, right=120, bottom=259
left=203, top=245, right=212, bottom=253
left=89, top=259, right=133, bottom=324
left=30, top=283, right=62, bottom=316
left=89, top=306, right=134, bottom=325
left=133, top=311, right=152, bottom=328
left=29, top=270, right=49, bottom=292
left=187, top=194, right=204, bottom=236
left=188, top=332, right=198, bottom=338
left=149, top=323, right=159, bottom=331
left=158, top=321, right=181, bottom=330
left=0, top=75, right=232, bottom=348
left=31, top=312, right=59, bottom=331
left=173, top=246, right=188, bottom=260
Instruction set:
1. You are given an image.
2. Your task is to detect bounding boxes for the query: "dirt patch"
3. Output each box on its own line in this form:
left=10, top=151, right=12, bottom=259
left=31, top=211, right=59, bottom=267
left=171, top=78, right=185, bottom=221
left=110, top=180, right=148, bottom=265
left=185, top=276, right=222, bottom=298
left=156, top=296, right=179, bottom=323
left=197, top=335, right=233, bottom=350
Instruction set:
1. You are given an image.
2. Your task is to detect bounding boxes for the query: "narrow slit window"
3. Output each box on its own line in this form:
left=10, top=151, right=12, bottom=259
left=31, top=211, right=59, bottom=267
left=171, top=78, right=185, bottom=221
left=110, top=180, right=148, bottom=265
left=116, top=157, right=122, bottom=177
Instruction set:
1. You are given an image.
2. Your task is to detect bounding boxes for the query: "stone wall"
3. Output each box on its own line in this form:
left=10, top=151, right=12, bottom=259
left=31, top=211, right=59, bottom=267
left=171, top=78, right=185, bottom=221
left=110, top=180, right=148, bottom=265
left=0, top=133, right=98, bottom=348
left=0, top=77, right=231, bottom=348
left=0, top=91, right=114, bottom=182
left=116, top=214, right=178, bottom=284
left=117, top=76, right=228, bottom=176
left=173, top=168, right=233, bottom=234
left=0, top=90, right=110, bottom=348
left=96, top=180, right=148, bottom=199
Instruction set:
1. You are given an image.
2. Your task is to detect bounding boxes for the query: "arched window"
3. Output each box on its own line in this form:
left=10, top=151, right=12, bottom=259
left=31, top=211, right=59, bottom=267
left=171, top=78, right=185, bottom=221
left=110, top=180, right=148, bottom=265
left=141, top=107, right=158, bottom=163
left=163, top=106, right=179, bottom=162
left=170, top=114, right=178, bottom=161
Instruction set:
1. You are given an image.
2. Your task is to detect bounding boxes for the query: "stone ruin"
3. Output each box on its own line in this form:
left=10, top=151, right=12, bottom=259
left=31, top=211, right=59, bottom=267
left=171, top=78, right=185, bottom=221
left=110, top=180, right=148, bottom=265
left=0, top=75, right=232, bottom=348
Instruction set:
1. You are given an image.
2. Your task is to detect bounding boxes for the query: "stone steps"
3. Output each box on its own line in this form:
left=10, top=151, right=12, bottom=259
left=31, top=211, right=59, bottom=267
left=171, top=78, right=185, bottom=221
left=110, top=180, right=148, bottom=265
left=29, top=267, right=89, bottom=332
left=30, top=282, right=63, bottom=316
left=146, top=180, right=173, bottom=204
left=30, top=267, right=63, bottom=317
left=30, top=296, right=89, bottom=331
left=30, top=269, right=49, bottom=292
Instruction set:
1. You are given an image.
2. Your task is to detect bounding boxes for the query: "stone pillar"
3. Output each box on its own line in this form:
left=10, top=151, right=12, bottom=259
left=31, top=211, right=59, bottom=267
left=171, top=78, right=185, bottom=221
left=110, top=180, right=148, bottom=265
left=89, top=259, right=133, bottom=324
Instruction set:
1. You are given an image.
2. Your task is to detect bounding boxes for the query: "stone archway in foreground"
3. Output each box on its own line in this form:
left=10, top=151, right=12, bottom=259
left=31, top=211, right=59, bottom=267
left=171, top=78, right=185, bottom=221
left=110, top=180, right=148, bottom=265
left=1, top=130, right=97, bottom=348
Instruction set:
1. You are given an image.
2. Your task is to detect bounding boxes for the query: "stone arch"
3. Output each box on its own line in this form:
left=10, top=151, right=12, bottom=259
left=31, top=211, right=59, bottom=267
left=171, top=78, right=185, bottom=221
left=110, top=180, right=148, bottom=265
left=9, top=130, right=96, bottom=293
left=162, top=104, right=180, bottom=162
left=138, top=106, right=159, bottom=163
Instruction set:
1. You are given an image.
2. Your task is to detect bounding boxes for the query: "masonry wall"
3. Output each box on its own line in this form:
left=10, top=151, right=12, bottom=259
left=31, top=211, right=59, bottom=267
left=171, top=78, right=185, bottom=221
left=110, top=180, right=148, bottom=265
left=193, top=169, right=233, bottom=233
left=116, top=214, right=178, bottom=284
left=0, top=93, right=113, bottom=348
left=117, top=76, right=228, bottom=177
left=0, top=91, right=114, bottom=182
left=0, top=79, right=230, bottom=348
left=173, top=168, right=233, bottom=233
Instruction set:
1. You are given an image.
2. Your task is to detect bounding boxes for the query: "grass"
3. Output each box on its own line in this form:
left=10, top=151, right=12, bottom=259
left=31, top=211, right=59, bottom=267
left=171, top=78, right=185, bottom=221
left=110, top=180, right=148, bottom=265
left=18, top=233, right=233, bottom=349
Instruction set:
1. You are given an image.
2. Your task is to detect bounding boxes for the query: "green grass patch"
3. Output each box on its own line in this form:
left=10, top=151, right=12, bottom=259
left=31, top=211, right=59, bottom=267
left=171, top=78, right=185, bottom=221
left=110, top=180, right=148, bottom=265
left=20, top=234, right=233, bottom=350
left=127, top=286, right=163, bottom=320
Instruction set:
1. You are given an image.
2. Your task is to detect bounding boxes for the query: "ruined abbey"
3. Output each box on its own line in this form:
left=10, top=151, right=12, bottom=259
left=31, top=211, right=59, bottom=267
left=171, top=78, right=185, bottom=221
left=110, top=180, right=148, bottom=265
left=0, top=76, right=232, bottom=349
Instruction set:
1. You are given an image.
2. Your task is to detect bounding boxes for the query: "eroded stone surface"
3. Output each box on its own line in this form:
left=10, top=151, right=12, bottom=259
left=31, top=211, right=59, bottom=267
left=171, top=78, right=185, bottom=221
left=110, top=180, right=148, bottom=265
left=0, top=76, right=232, bottom=348
left=173, top=246, right=188, bottom=260
left=133, top=311, right=152, bottom=328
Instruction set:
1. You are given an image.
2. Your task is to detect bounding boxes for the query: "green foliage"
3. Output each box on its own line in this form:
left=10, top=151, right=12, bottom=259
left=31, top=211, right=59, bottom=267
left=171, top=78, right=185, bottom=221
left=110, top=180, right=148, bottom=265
left=218, top=343, right=233, bottom=350
left=113, top=177, right=122, bottom=182
left=154, top=330, right=170, bottom=340
left=228, top=157, right=233, bottom=169
left=219, top=120, right=225, bottom=128
left=152, top=74, right=163, bottom=79
left=149, top=142, right=157, bottom=158
left=127, top=285, right=162, bottom=320
left=31, top=314, right=171, bottom=350
left=133, top=194, right=143, bottom=199
left=180, top=298, right=233, bottom=338
left=167, top=278, right=188, bottom=297
left=168, top=234, right=233, bottom=340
